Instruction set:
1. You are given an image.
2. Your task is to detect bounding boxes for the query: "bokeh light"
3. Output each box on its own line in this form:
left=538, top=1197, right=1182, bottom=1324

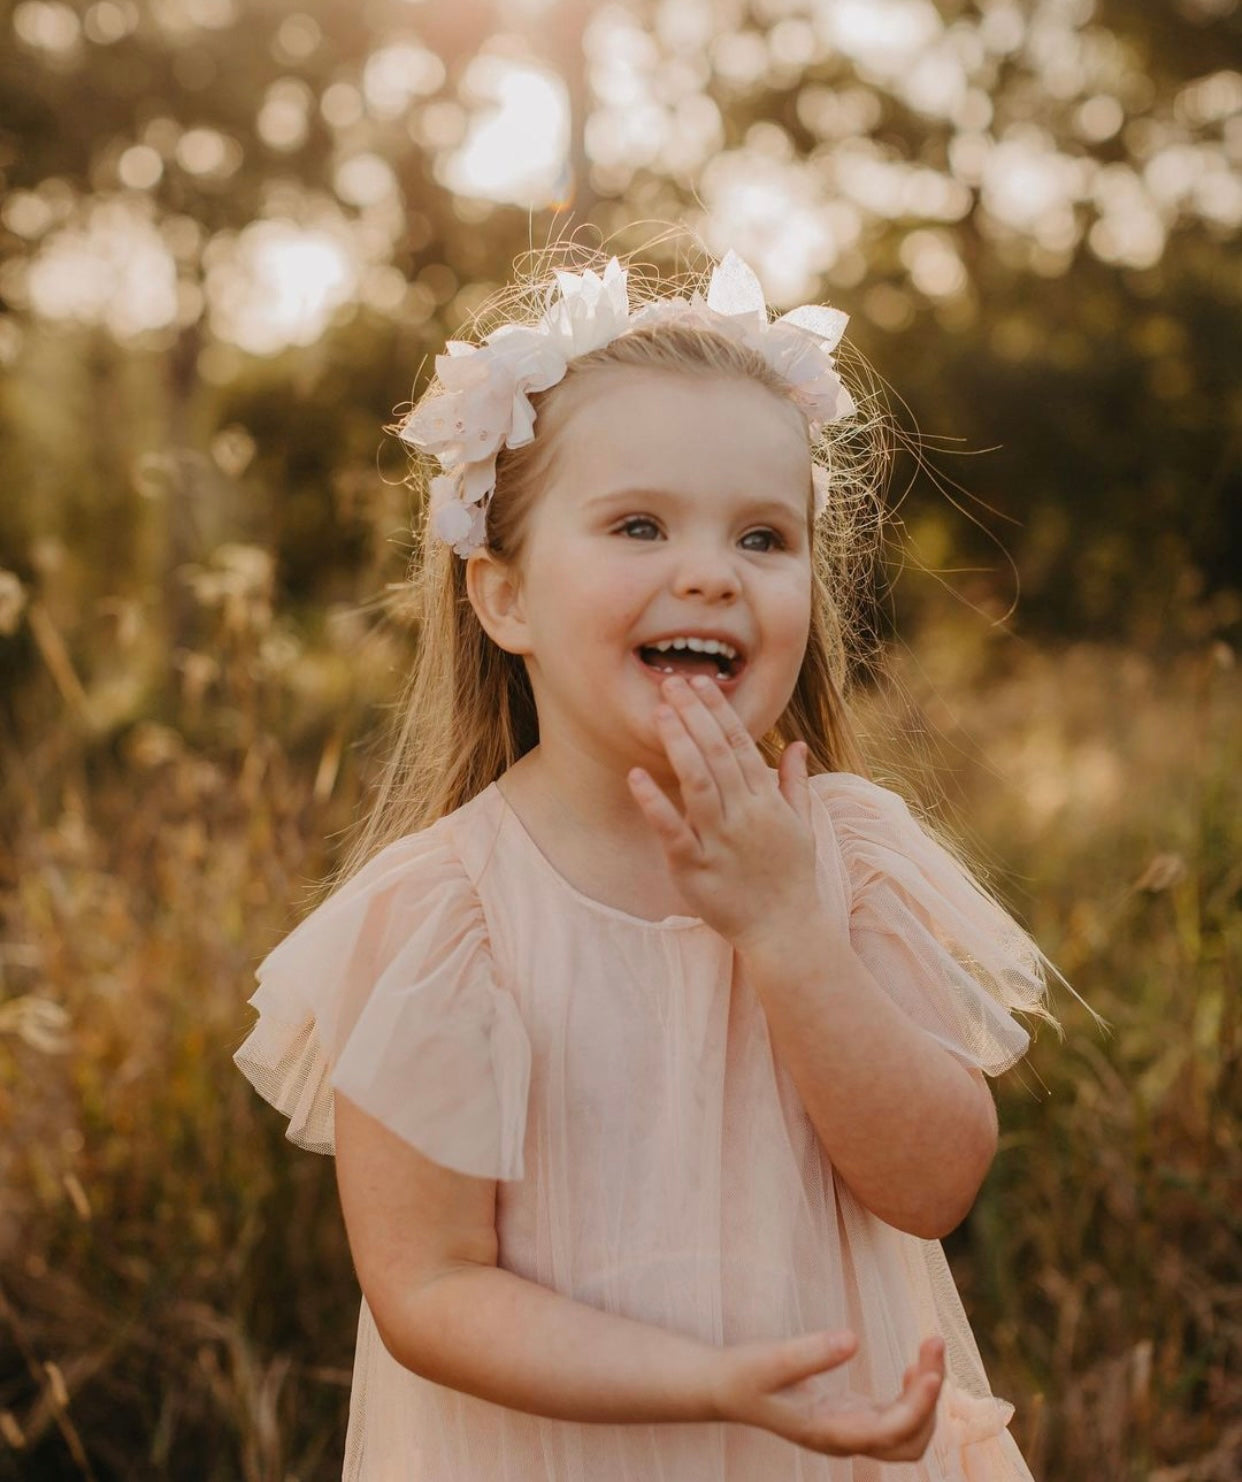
left=204, top=216, right=358, bottom=355
left=439, top=54, right=569, bottom=208
left=25, top=197, right=179, bottom=337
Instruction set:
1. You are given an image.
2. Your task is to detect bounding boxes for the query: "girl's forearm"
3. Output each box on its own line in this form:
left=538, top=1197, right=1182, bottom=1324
left=736, top=910, right=998, bottom=1239
left=380, top=1261, right=723, bottom=1424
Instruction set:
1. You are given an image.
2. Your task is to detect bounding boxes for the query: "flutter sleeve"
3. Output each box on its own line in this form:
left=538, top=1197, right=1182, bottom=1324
left=232, top=824, right=531, bottom=1179
left=810, top=771, right=1060, bottom=1076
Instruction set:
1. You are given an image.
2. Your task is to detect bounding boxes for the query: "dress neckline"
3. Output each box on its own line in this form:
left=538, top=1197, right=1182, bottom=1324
left=483, top=782, right=711, bottom=933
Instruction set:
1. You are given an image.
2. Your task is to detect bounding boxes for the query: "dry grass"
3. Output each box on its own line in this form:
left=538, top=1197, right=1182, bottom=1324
left=0, top=563, right=1237, bottom=1480
left=862, top=617, right=1240, bottom=1480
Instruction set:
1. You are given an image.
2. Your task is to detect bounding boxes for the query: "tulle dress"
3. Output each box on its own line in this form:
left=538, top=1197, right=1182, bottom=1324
left=233, top=770, right=1052, bottom=1481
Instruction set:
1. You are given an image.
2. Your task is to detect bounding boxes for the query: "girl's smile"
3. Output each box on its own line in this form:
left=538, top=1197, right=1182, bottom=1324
left=632, top=630, right=748, bottom=691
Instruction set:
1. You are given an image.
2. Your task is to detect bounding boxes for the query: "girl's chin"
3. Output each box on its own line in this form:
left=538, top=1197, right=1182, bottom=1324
left=627, top=711, right=770, bottom=776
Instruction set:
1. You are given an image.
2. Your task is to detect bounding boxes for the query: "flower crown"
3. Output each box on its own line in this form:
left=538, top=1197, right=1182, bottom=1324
left=397, top=249, right=857, bottom=557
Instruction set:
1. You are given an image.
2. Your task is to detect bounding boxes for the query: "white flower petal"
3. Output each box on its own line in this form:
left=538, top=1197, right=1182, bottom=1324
left=428, top=472, right=459, bottom=508
left=797, top=369, right=855, bottom=426
left=458, top=503, right=488, bottom=556
left=460, top=458, right=497, bottom=505
left=432, top=499, right=475, bottom=546
left=436, top=354, right=492, bottom=397
left=706, top=249, right=767, bottom=323
left=776, top=304, right=849, bottom=352
left=544, top=257, right=632, bottom=357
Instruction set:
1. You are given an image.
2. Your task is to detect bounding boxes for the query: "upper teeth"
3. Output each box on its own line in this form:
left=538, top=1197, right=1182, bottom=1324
left=648, top=637, right=738, bottom=659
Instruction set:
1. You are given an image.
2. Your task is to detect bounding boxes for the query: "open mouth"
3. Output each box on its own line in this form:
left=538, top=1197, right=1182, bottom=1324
left=634, top=637, right=745, bottom=684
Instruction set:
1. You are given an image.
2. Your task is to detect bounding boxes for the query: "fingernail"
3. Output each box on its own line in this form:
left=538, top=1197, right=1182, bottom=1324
left=689, top=674, right=713, bottom=690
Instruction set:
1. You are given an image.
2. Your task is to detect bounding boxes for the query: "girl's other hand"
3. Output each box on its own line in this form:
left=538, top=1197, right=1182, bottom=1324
left=711, top=1329, right=945, bottom=1461
left=627, top=674, right=825, bottom=947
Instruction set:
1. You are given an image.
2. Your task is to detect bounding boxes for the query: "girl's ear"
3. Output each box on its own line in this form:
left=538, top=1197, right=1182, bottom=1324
left=465, top=548, right=532, bottom=656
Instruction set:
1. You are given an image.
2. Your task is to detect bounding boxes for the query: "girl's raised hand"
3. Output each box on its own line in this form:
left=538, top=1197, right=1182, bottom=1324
left=711, top=1328, right=945, bottom=1462
left=627, top=674, right=824, bottom=948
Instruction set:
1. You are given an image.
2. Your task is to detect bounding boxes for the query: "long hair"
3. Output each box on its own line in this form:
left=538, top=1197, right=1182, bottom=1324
left=332, top=242, right=893, bottom=887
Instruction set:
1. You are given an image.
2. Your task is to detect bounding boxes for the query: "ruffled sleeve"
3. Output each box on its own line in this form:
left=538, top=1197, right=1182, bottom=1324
left=232, top=823, right=532, bottom=1179
left=810, top=772, right=1058, bottom=1076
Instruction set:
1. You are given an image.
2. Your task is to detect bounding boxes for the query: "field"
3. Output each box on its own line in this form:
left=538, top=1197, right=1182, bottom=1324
left=1, top=575, right=1238, bottom=1481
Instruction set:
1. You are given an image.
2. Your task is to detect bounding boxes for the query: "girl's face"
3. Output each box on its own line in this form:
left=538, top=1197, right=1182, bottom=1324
left=475, top=366, right=815, bottom=784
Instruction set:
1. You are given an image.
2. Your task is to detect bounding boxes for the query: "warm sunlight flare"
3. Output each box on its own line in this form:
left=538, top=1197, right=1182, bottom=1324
left=7, top=0, right=1239, bottom=347
left=698, top=153, right=845, bottom=302
left=205, top=219, right=357, bottom=354
left=440, top=55, right=569, bottom=208
left=25, top=198, right=178, bottom=337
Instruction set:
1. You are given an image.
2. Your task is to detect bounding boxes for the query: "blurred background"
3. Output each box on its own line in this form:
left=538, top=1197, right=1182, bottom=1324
left=0, top=0, right=1238, bottom=1478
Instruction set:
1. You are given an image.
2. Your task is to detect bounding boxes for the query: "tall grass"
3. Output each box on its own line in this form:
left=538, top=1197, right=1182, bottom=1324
left=866, top=619, right=1240, bottom=1480
left=1, top=559, right=1237, bottom=1480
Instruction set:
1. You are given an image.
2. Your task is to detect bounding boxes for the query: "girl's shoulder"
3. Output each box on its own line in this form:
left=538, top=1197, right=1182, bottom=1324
left=235, top=782, right=531, bottom=1171
left=310, top=785, right=502, bottom=917
left=805, top=768, right=994, bottom=912
left=249, top=788, right=506, bottom=1060
left=806, top=767, right=915, bottom=814
left=805, top=769, right=928, bottom=854
left=806, top=768, right=1057, bottom=1074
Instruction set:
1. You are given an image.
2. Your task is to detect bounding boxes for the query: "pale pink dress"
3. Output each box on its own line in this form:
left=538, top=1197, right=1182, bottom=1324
left=234, top=770, right=1053, bottom=1481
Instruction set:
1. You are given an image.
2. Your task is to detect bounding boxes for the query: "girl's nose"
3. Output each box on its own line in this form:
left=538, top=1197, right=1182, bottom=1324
left=671, top=545, right=740, bottom=602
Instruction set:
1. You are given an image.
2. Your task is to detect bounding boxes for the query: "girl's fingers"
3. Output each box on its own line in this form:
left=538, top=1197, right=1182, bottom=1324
left=681, top=675, right=772, bottom=793
left=893, top=1373, right=944, bottom=1456
left=900, top=1391, right=943, bottom=1462
left=810, top=1371, right=942, bottom=1457
left=752, top=1336, right=943, bottom=1461
left=895, top=1338, right=942, bottom=1391
left=777, top=739, right=812, bottom=825
left=874, top=1367, right=942, bottom=1446
left=652, top=699, right=725, bottom=829
left=663, top=677, right=751, bottom=803
left=737, top=1330, right=858, bottom=1403
left=715, top=1330, right=857, bottom=1430
left=771, top=1329, right=858, bottom=1388
left=718, top=1331, right=946, bottom=1463
left=626, top=767, right=699, bottom=856
left=914, top=1338, right=946, bottom=1383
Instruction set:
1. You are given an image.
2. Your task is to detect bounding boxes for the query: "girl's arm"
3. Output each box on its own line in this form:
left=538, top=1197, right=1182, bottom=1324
left=736, top=917, right=998, bottom=1240
left=333, top=1089, right=945, bottom=1458
left=335, top=1088, right=719, bottom=1423
left=625, top=679, right=1001, bottom=1242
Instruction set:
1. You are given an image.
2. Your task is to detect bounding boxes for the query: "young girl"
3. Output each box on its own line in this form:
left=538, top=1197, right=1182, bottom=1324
left=234, top=244, right=1079, bottom=1481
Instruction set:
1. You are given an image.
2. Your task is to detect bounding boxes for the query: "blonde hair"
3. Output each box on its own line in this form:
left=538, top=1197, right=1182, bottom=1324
left=335, top=241, right=893, bottom=884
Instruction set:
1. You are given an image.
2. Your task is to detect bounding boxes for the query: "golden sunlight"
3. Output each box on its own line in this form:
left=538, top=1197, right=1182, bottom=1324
left=439, top=54, right=569, bottom=208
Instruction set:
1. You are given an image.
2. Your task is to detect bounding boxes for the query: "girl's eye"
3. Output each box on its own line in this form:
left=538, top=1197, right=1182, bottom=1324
left=740, top=528, right=786, bottom=552
left=617, top=517, right=661, bottom=540
left=615, top=519, right=787, bottom=551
